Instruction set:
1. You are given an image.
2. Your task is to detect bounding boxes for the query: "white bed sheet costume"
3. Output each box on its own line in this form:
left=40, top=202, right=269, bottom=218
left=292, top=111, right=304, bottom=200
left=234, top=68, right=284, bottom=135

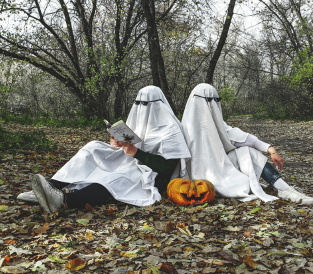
left=51, top=86, right=191, bottom=206
left=179, top=83, right=278, bottom=203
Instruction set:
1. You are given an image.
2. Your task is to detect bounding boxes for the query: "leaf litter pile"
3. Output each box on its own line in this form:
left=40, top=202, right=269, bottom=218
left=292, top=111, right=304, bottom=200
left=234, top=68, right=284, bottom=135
left=1, top=117, right=313, bottom=274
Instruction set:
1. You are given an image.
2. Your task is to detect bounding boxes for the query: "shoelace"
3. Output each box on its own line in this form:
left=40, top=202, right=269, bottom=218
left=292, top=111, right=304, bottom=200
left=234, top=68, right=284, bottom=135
left=292, top=186, right=307, bottom=197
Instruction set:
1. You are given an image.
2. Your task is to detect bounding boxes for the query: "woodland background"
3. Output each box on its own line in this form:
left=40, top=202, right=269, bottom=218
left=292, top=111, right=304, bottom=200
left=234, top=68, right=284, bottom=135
left=0, top=0, right=313, bottom=123
left=1, top=1, right=313, bottom=273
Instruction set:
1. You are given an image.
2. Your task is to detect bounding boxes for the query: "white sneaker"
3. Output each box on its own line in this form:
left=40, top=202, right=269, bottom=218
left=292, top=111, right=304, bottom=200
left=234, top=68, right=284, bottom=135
left=278, top=186, right=313, bottom=205
left=17, top=190, right=39, bottom=203
left=31, top=174, right=64, bottom=213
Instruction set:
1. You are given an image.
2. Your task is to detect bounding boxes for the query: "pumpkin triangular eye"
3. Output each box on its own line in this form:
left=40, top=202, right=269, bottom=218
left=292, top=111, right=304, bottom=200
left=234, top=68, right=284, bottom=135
left=181, top=182, right=190, bottom=185
left=197, top=182, right=205, bottom=186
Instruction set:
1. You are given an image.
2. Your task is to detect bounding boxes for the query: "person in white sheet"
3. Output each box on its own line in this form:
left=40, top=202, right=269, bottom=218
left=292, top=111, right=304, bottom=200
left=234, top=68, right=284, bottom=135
left=180, top=83, right=313, bottom=204
left=17, top=86, right=191, bottom=213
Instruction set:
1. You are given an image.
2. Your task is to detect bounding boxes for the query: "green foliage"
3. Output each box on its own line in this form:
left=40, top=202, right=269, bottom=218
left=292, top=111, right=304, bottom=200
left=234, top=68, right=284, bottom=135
left=218, top=86, right=236, bottom=105
left=285, top=47, right=313, bottom=92
left=1, top=113, right=124, bottom=129
left=0, top=125, right=56, bottom=154
left=176, top=113, right=183, bottom=121
left=252, top=100, right=313, bottom=121
left=218, top=86, right=236, bottom=120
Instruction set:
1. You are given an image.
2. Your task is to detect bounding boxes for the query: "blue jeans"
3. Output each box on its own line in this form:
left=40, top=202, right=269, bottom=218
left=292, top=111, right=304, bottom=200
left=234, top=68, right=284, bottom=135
left=260, top=162, right=281, bottom=186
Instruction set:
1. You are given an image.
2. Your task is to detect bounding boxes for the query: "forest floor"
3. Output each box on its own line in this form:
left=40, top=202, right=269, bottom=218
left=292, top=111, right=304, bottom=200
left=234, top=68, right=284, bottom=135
left=1, top=116, right=313, bottom=274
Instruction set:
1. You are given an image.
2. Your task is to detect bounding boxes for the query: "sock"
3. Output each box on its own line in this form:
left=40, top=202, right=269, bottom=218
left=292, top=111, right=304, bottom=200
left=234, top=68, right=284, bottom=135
left=273, top=178, right=291, bottom=192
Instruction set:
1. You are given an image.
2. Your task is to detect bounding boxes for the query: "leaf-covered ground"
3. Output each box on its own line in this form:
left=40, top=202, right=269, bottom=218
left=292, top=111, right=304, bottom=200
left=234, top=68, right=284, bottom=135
left=1, top=117, right=313, bottom=274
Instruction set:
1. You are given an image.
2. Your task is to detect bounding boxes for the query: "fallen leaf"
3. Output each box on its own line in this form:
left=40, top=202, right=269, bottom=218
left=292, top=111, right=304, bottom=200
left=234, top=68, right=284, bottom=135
left=183, top=246, right=195, bottom=252
left=267, top=250, right=287, bottom=256
left=85, top=231, right=94, bottom=242
left=177, top=226, right=192, bottom=236
left=30, top=261, right=47, bottom=272
left=33, top=224, right=49, bottom=235
left=202, top=266, right=217, bottom=273
left=154, top=221, right=174, bottom=232
left=76, top=219, right=89, bottom=226
left=144, top=263, right=160, bottom=274
left=4, top=240, right=15, bottom=245
left=293, top=242, right=307, bottom=248
left=249, top=207, right=261, bottom=214
left=51, top=243, right=59, bottom=249
left=142, top=223, right=154, bottom=230
left=218, top=251, right=237, bottom=261
left=269, top=231, right=279, bottom=236
left=65, top=259, right=85, bottom=271
left=120, top=251, right=137, bottom=258
left=0, top=266, right=27, bottom=273
left=8, top=246, right=32, bottom=256
left=202, top=246, right=222, bottom=253
left=263, top=237, right=274, bottom=247
left=48, top=255, right=67, bottom=263
left=160, top=262, right=178, bottom=274
left=85, top=203, right=93, bottom=211
left=0, top=205, right=8, bottom=211
left=222, top=226, right=242, bottom=231
left=243, top=255, right=258, bottom=268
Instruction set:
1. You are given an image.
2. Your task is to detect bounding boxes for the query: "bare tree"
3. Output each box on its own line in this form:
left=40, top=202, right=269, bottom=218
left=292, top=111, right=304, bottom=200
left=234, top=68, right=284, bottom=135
left=205, top=0, right=236, bottom=84
left=140, top=0, right=177, bottom=114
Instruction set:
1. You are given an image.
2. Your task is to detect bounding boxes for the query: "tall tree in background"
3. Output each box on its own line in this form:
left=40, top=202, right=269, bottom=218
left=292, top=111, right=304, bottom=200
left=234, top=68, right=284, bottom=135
left=141, top=0, right=177, bottom=114
left=205, top=0, right=236, bottom=85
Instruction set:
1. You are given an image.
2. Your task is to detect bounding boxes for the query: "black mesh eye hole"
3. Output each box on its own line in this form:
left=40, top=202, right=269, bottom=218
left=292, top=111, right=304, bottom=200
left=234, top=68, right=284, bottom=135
left=134, top=100, right=140, bottom=105
left=205, top=98, right=213, bottom=102
left=141, top=101, right=149, bottom=106
left=214, top=97, right=222, bottom=102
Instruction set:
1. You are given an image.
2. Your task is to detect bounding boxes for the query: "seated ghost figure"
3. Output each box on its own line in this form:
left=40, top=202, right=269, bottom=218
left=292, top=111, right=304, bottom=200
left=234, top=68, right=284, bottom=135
left=179, top=83, right=313, bottom=204
left=18, top=86, right=191, bottom=213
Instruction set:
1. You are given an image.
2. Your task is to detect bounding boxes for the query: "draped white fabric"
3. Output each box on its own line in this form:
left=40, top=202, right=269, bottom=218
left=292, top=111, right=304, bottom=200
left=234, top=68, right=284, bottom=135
left=52, top=86, right=191, bottom=206
left=127, top=86, right=190, bottom=160
left=180, top=83, right=278, bottom=202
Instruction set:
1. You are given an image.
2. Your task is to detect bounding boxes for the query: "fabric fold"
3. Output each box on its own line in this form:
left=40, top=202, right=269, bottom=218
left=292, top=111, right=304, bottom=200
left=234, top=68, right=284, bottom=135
left=179, top=83, right=278, bottom=202
left=52, top=86, right=191, bottom=206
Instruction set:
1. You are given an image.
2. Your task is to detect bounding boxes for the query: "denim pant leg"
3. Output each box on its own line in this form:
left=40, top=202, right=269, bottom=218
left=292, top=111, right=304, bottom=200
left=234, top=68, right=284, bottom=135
left=260, top=162, right=282, bottom=186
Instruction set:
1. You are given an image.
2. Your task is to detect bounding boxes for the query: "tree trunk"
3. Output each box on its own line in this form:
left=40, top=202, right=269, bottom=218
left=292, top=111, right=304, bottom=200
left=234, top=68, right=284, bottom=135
left=114, top=72, right=125, bottom=119
left=205, top=0, right=236, bottom=85
left=141, top=0, right=177, bottom=115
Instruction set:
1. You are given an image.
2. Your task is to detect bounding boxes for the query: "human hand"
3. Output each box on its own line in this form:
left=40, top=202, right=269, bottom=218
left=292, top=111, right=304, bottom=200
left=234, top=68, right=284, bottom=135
left=268, top=146, right=284, bottom=171
left=119, top=142, right=138, bottom=157
left=110, top=135, right=123, bottom=147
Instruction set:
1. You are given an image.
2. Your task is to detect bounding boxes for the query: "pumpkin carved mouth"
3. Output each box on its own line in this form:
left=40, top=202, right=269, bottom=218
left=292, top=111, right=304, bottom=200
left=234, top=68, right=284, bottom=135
left=167, top=178, right=215, bottom=205
left=181, top=193, right=206, bottom=201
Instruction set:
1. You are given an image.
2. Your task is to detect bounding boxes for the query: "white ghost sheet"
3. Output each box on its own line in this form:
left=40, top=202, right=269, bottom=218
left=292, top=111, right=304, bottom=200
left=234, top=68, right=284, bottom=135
left=52, top=86, right=191, bottom=206
left=180, top=83, right=278, bottom=202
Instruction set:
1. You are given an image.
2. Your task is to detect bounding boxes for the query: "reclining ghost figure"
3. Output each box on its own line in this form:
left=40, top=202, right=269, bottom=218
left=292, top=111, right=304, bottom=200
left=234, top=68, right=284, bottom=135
left=17, top=86, right=191, bottom=213
left=178, top=83, right=313, bottom=204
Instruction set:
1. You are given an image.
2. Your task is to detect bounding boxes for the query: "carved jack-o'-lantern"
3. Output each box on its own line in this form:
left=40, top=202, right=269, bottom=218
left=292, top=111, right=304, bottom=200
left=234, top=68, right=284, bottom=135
left=167, top=178, right=215, bottom=205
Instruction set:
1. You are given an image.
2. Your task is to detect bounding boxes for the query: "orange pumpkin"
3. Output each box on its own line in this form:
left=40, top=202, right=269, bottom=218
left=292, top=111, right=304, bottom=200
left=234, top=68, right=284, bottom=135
left=167, top=178, right=215, bottom=205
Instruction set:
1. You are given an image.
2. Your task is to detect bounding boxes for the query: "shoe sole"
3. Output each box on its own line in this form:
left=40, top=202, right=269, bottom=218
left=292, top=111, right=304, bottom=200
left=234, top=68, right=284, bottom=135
left=17, top=197, right=39, bottom=203
left=32, top=175, right=52, bottom=214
